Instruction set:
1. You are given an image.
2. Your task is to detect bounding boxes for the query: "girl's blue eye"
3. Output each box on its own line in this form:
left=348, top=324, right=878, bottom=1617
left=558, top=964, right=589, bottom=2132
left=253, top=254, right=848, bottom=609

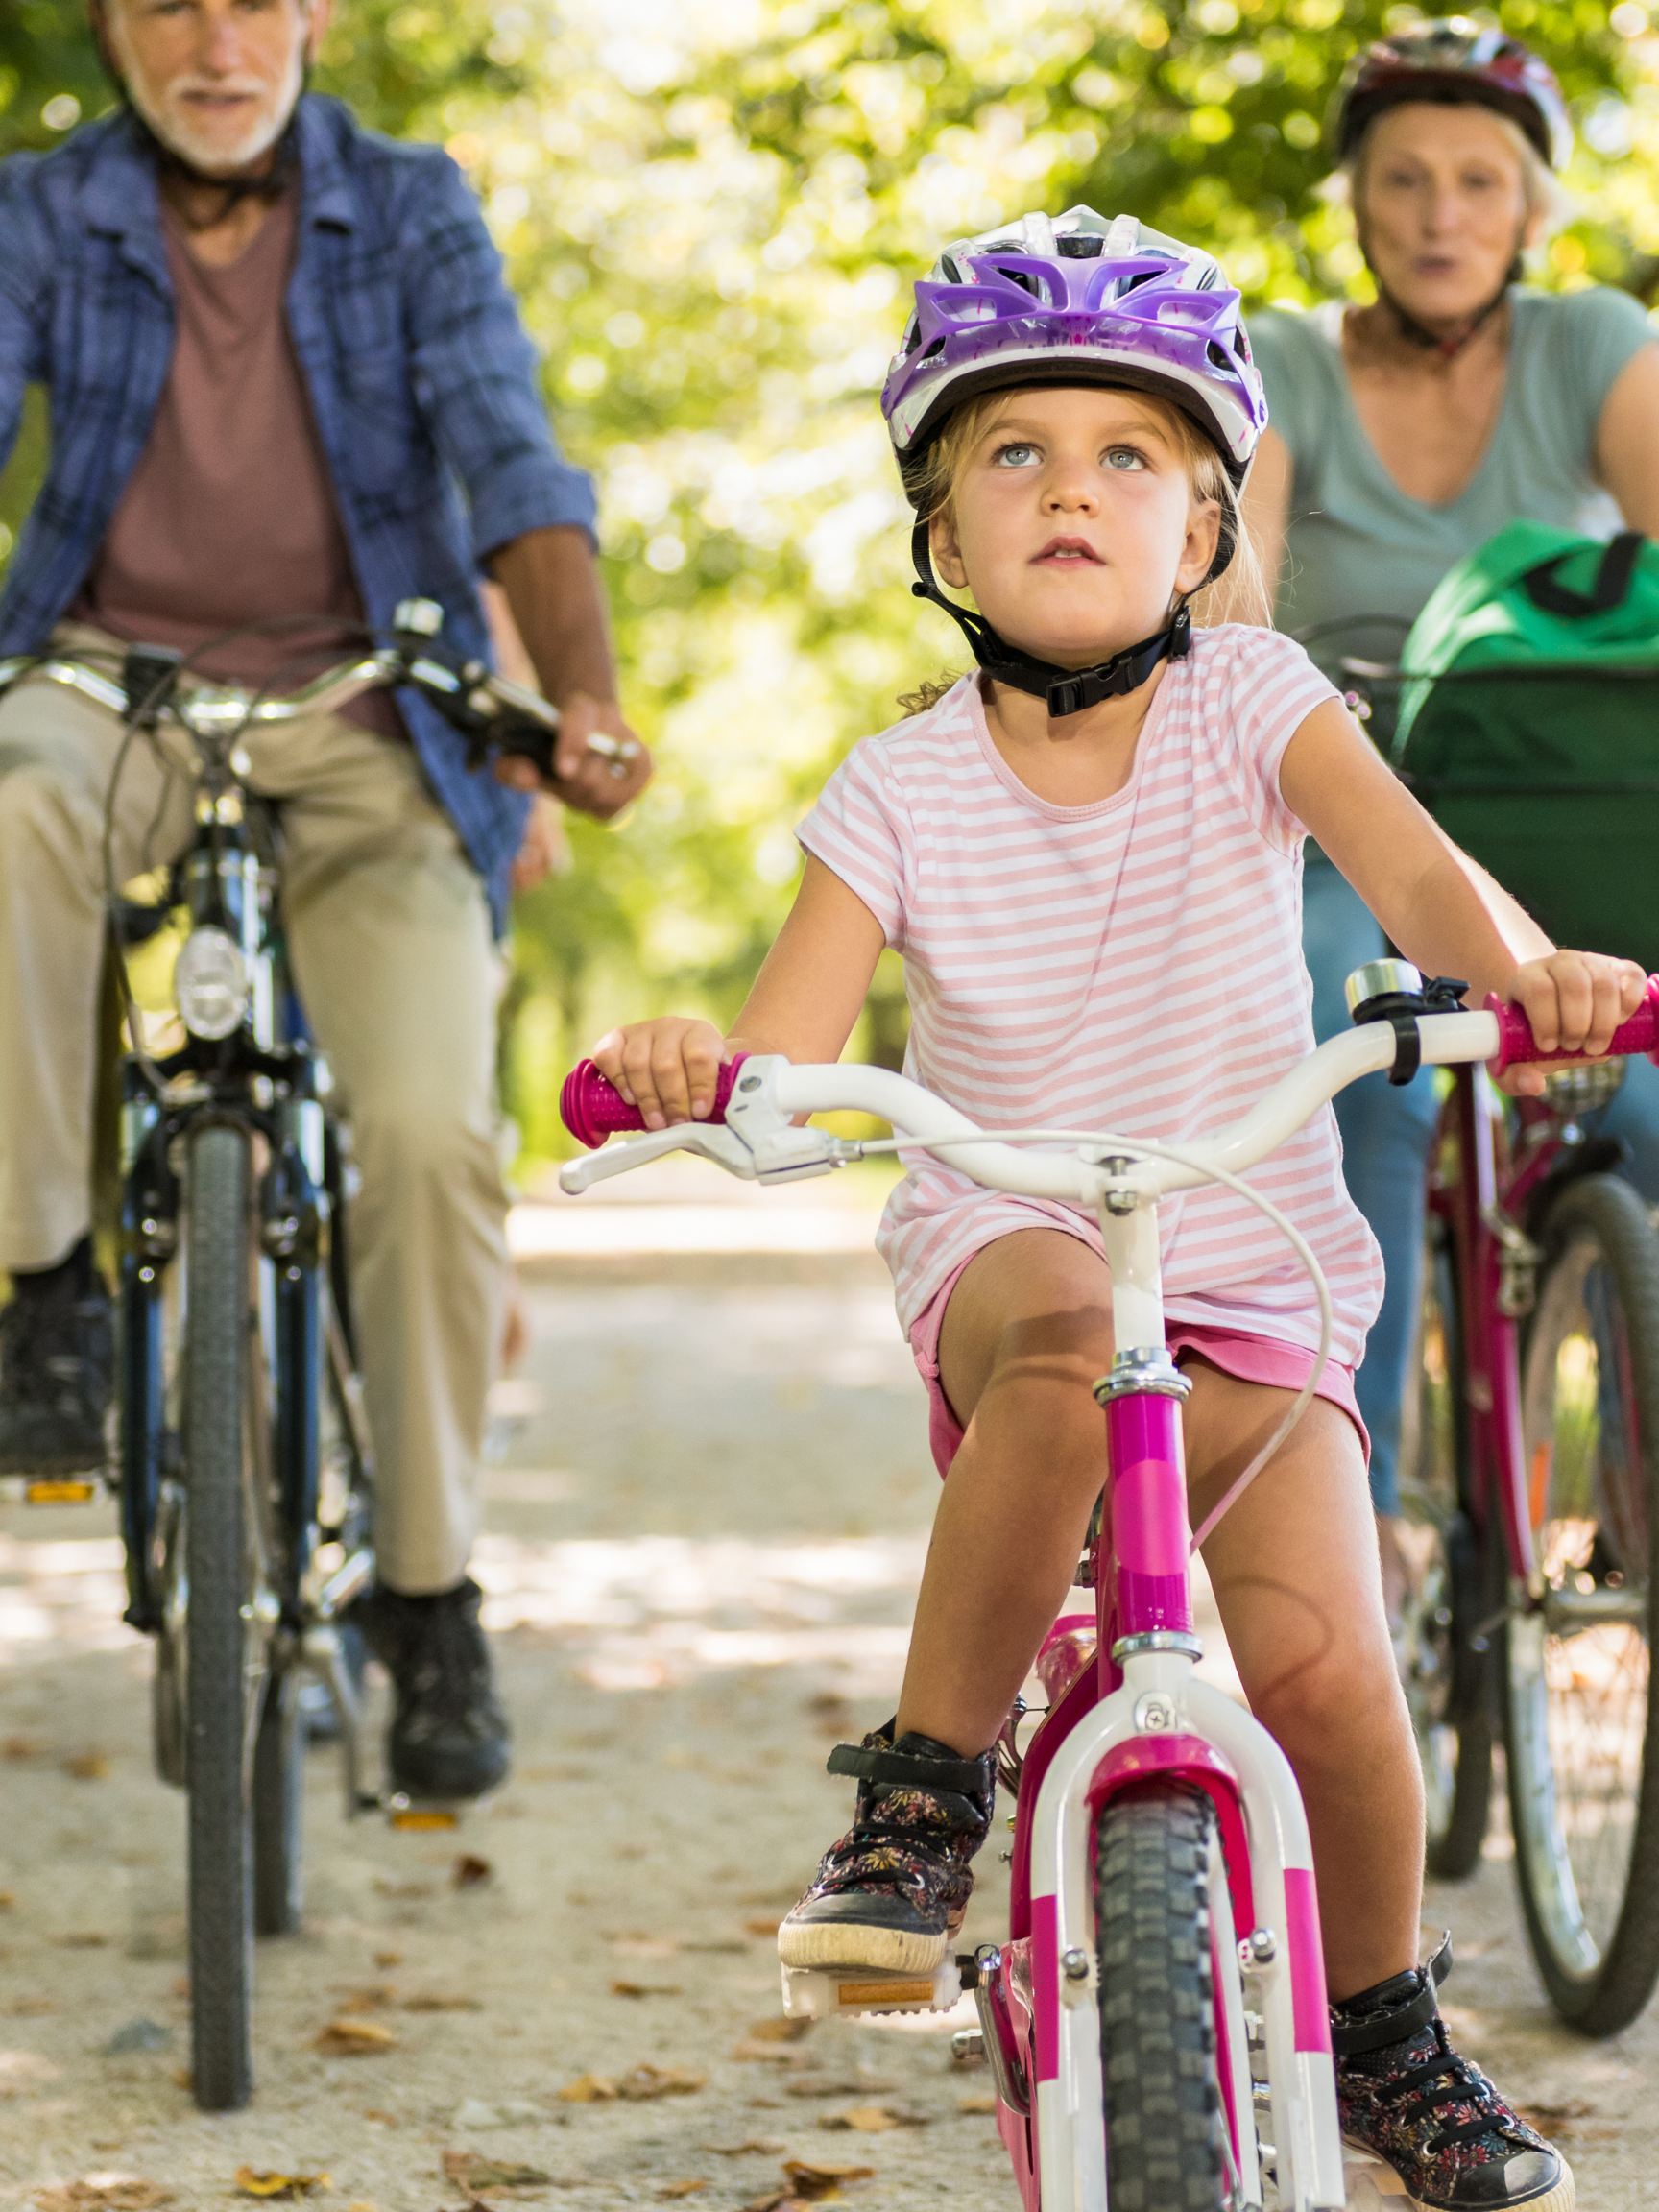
left=1104, top=447, right=1145, bottom=470
left=993, top=443, right=1037, bottom=467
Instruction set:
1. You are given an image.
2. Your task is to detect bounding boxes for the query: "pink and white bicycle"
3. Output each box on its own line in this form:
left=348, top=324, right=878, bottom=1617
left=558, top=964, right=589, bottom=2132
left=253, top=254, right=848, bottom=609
left=559, top=969, right=1659, bottom=2212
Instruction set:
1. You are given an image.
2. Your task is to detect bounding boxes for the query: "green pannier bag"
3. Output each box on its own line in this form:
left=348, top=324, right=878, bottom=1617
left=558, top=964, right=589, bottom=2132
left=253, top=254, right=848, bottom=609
left=1393, top=518, right=1659, bottom=972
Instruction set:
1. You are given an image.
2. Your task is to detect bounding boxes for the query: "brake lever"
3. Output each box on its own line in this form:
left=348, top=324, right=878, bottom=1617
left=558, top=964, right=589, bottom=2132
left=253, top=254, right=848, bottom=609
left=558, top=1124, right=759, bottom=1193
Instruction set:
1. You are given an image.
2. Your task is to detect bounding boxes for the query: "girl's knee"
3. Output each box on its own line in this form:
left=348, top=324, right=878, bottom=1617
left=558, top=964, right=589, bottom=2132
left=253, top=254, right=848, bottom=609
left=1247, top=1632, right=1406, bottom=1768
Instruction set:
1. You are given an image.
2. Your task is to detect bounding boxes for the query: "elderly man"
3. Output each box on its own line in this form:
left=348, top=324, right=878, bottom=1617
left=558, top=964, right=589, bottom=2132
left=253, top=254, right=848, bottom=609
left=0, top=0, right=649, bottom=1798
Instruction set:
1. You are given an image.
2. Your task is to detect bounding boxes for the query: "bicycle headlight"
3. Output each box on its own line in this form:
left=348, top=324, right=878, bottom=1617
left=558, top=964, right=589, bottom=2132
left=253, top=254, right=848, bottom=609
left=173, top=926, right=249, bottom=1041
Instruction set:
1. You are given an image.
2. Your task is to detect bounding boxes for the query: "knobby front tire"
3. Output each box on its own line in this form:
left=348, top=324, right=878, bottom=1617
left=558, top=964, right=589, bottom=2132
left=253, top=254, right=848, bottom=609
left=1095, top=1782, right=1228, bottom=2211
left=1509, top=1171, right=1659, bottom=2034
left=184, top=1124, right=256, bottom=2112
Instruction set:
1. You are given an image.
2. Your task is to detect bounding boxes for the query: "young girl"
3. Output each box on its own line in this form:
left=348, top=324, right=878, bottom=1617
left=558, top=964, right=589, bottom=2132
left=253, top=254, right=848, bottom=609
left=594, top=207, right=1624, bottom=2212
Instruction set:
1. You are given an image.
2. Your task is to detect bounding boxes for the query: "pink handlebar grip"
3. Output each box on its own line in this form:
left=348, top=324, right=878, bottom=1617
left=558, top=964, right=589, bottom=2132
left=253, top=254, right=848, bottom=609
left=559, top=1055, right=748, bottom=1150
left=1484, top=974, right=1659, bottom=1075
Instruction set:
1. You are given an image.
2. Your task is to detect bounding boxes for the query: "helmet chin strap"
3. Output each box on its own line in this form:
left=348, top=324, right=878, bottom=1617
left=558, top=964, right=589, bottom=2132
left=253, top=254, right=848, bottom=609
left=126, top=99, right=301, bottom=228
left=909, top=522, right=1190, bottom=719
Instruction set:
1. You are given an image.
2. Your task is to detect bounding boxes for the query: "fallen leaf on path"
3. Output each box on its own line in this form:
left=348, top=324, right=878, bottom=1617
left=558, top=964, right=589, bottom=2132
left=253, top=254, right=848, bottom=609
left=0, top=1889, right=13, bottom=1910
left=62, top=1753, right=109, bottom=1780
left=555, top=2075, right=617, bottom=2104
left=617, top=2065, right=707, bottom=2102
left=364, top=2112, right=398, bottom=2127
left=403, top=1993, right=484, bottom=2013
left=373, top=1950, right=403, bottom=1968
left=742, top=1918, right=781, bottom=1937
left=3, top=1736, right=43, bottom=1760
left=782, top=2161, right=875, bottom=2201
left=744, top=2018, right=810, bottom=2043
left=336, top=1985, right=397, bottom=2012
left=957, top=2095, right=998, bottom=2115
left=818, top=2109, right=913, bottom=2134
left=56, top=1932, right=110, bottom=1948
left=233, top=2170, right=329, bottom=2199
left=35, top=2182, right=171, bottom=2212
left=610, top=1981, right=682, bottom=2000
left=680, top=1939, right=744, bottom=1955
left=316, top=2017, right=399, bottom=2056
left=12, top=1997, right=56, bottom=2016
left=704, top=2144, right=785, bottom=2158
left=441, top=2152, right=551, bottom=2194
left=654, top=2185, right=707, bottom=2200
left=453, top=1855, right=493, bottom=1890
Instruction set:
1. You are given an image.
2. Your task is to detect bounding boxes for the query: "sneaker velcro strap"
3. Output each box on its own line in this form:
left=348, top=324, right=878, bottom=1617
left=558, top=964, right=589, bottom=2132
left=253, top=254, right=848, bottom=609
left=1330, top=1936, right=1454, bottom=2057
left=826, top=1742, right=990, bottom=1795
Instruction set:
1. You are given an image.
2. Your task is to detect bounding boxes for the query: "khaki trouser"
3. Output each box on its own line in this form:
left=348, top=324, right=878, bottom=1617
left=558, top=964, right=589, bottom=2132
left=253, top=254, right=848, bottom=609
left=0, top=623, right=509, bottom=1593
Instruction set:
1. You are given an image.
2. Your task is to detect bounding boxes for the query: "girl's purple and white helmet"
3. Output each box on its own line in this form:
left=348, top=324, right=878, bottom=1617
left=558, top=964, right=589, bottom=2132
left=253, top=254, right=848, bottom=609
left=882, top=205, right=1267, bottom=494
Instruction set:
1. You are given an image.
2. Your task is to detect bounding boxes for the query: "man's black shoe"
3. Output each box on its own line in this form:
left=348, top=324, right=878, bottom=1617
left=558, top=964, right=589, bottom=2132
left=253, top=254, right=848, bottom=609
left=0, top=1276, right=114, bottom=1477
left=353, top=1575, right=510, bottom=1800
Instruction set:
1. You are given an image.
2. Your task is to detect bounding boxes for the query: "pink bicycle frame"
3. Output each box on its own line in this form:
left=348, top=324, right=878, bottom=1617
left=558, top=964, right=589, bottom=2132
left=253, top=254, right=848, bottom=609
left=982, top=1195, right=1347, bottom=2212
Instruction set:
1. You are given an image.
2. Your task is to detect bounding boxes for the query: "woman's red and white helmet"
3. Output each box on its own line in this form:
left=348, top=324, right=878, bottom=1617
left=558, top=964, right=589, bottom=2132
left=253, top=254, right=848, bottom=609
left=1332, top=18, right=1572, bottom=172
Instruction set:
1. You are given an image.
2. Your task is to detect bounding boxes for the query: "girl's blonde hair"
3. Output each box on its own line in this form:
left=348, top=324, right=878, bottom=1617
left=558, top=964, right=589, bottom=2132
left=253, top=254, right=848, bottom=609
left=898, top=384, right=1267, bottom=715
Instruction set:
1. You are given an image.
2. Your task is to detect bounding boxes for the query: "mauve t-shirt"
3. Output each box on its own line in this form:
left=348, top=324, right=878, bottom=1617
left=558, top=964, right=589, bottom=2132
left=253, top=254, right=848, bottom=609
left=74, top=187, right=398, bottom=734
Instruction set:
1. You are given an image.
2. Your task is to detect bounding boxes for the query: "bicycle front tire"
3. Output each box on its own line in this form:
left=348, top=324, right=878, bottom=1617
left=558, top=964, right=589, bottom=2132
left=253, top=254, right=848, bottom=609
left=1508, top=1171, right=1659, bottom=2033
left=1095, top=1782, right=1227, bottom=2210
left=184, top=1124, right=257, bottom=2111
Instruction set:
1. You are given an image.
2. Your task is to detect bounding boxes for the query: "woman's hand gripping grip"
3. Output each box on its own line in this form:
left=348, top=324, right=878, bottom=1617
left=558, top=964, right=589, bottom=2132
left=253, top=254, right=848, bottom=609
left=1485, top=974, right=1659, bottom=1076
left=560, top=1056, right=748, bottom=1149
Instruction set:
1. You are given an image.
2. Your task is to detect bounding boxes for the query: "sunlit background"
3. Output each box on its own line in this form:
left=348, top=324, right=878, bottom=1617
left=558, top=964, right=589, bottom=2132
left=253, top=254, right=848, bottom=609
left=5, top=0, right=1658, bottom=1163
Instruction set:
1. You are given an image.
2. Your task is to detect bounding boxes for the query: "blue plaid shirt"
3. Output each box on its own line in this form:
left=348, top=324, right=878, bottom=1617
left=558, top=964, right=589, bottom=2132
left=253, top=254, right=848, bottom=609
left=0, top=95, right=599, bottom=928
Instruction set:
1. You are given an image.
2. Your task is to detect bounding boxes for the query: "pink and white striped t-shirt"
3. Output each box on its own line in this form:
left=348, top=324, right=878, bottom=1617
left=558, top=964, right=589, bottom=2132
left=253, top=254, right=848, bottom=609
left=796, top=624, right=1384, bottom=1363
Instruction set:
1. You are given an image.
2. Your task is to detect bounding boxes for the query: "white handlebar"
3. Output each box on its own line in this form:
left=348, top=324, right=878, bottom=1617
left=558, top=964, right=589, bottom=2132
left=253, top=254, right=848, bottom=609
left=558, top=1007, right=1503, bottom=1201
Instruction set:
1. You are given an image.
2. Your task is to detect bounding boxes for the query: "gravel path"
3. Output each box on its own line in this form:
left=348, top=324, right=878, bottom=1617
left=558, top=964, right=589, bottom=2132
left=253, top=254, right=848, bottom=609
left=0, top=1208, right=1651, bottom=2210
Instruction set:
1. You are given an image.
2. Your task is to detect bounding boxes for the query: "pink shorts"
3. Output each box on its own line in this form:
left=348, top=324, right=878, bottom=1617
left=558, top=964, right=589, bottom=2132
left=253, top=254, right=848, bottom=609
left=909, top=1252, right=1368, bottom=1480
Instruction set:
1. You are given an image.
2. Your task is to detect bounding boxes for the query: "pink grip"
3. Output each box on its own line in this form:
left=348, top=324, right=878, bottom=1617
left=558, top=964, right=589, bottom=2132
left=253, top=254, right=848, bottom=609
left=1485, top=974, right=1659, bottom=1074
left=560, top=1055, right=747, bottom=1149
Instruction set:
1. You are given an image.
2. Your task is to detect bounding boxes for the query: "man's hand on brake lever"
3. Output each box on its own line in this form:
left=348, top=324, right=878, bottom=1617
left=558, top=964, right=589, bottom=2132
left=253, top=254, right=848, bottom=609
left=493, top=690, right=652, bottom=820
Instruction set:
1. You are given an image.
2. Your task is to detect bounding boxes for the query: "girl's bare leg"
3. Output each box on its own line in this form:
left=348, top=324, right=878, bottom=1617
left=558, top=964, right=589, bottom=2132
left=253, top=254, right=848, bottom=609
left=1183, top=1361, right=1423, bottom=2000
left=895, top=1228, right=1423, bottom=1999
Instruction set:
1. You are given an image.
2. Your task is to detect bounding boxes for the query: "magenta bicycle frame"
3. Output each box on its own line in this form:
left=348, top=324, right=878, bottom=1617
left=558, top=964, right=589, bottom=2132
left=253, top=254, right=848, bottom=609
left=973, top=1203, right=1346, bottom=2212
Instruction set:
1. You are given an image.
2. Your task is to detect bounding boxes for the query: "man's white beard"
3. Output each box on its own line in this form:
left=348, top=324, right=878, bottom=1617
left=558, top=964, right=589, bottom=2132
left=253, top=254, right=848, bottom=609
left=121, top=44, right=302, bottom=176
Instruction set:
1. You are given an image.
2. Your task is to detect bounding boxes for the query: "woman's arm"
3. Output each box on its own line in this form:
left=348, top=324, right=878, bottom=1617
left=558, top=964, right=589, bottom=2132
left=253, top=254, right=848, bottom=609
left=592, top=855, right=886, bottom=1126
left=1281, top=697, right=1644, bottom=1086
left=1593, top=344, right=1659, bottom=534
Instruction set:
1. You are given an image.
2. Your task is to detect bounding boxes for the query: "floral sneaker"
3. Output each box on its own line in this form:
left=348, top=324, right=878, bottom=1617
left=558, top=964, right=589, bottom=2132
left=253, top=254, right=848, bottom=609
left=1333, top=1938, right=1573, bottom=2211
left=776, top=1721, right=996, bottom=1977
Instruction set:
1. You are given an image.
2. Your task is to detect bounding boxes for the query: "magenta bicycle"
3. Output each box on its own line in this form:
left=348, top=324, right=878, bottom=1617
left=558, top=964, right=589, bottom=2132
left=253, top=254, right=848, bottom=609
left=558, top=970, right=1654, bottom=2210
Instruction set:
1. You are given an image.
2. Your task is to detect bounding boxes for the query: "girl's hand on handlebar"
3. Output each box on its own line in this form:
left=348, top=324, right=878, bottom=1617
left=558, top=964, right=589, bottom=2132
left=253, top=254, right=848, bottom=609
left=1497, top=951, right=1647, bottom=1096
left=592, top=1018, right=728, bottom=1129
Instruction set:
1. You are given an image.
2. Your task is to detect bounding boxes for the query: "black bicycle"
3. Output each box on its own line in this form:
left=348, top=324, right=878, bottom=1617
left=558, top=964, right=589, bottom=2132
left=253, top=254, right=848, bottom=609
left=0, top=602, right=617, bottom=2109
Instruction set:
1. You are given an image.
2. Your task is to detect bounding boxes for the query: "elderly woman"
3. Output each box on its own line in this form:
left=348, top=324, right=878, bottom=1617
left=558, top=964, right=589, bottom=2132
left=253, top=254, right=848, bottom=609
left=1243, top=20, right=1659, bottom=1599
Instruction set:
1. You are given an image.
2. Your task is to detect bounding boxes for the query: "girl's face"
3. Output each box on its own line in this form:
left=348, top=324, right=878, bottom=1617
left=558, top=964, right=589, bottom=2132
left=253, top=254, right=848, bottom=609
left=931, top=388, right=1219, bottom=670
left=1357, top=103, right=1537, bottom=325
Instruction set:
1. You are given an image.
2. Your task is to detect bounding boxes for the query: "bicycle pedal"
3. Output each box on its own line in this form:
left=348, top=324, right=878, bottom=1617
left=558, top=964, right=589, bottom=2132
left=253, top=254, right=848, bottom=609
left=781, top=1956, right=963, bottom=2021
left=384, top=1793, right=464, bottom=1831
left=21, top=1477, right=102, bottom=1503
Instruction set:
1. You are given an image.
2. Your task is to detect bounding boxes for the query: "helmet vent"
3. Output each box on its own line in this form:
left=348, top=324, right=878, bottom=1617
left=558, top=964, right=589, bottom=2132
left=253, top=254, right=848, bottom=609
left=1207, top=341, right=1234, bottom=371
left=920, top=336, right=947, bottom=361
left=1057, top=234, right=1103, bottom=258
left=993, top=264, right=1049, bottom=302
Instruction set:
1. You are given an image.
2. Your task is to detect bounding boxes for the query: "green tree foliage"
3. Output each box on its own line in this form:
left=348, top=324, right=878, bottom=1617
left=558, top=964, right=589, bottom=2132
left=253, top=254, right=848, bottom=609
left=3, top=1, right=1656, bottom=1152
